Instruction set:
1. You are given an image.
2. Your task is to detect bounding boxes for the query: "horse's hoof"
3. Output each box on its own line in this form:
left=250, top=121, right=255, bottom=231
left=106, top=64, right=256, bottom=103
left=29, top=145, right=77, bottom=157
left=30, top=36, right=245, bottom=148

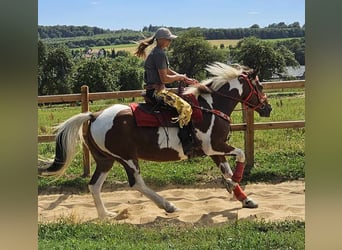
left=115, top=209, right=129, bottom=220
left=37, top=168, right=50, bottom=176
left=107, top=211, right=118, bottom=217
left=165, top=202, right=178, bottom=213
left=98, top=211, right=118, bottom=219
left=242, top=197, right=258, bottom=208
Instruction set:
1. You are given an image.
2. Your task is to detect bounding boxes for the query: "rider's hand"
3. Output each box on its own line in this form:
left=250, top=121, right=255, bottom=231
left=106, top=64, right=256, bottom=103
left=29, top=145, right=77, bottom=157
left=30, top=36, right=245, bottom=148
left=184, top=77, right=199, bottom=85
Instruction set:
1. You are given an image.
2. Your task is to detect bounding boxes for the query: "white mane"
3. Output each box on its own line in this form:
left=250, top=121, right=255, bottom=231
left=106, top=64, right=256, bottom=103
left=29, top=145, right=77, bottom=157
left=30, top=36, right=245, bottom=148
left=185, top=62, right=244, bottom=96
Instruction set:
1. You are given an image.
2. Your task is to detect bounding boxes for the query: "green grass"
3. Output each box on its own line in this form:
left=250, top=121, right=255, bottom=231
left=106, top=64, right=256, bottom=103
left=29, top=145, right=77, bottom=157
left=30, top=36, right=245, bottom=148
left=38, top=219, right=304, bottom=249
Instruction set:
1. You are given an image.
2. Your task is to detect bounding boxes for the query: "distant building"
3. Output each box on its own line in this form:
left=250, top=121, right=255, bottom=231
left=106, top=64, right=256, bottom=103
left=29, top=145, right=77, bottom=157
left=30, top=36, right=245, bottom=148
left=271, top=65, right=305, bottom=80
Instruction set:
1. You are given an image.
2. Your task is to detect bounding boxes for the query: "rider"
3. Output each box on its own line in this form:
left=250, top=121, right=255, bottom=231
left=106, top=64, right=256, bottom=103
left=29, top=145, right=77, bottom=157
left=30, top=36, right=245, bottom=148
left=135, top=27, right=200, bottom=157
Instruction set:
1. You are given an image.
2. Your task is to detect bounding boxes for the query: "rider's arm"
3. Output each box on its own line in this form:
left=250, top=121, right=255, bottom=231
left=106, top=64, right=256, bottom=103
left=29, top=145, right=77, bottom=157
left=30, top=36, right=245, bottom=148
left=167, top=68, right=199, bottom=85
left=158, top=68, right=186, bottom=84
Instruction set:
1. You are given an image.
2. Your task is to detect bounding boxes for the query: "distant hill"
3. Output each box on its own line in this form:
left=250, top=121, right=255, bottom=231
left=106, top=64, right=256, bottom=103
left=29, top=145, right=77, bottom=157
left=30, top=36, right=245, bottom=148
left=38, top=22, right=305, bottom=48
left=38, top=25, right=113, bottom=39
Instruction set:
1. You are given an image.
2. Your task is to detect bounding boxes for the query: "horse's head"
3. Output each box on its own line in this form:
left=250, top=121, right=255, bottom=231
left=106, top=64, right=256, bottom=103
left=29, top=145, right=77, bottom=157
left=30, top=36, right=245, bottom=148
left=238, top=68, right=272, bottom=117
left=185, top=62, right=272, bottom=117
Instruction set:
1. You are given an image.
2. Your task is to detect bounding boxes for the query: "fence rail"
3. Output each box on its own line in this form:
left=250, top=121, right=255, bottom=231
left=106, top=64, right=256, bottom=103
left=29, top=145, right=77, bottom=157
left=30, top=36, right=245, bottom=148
left=38, top=80, right=305, bottom=176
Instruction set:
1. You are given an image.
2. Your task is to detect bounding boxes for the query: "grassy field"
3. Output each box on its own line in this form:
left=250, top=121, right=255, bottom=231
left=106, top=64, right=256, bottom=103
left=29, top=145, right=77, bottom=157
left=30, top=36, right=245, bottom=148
left=90, top=38, right=296, bottom=54
left=91, top=39, right=240, bottom=54
left=208, top=39, right=240, bottom=47
left=39, top=219, right=304, bottom=249
left=91, top=43, right=138, bottom=54
left=38, top=92, right=305, bottom=249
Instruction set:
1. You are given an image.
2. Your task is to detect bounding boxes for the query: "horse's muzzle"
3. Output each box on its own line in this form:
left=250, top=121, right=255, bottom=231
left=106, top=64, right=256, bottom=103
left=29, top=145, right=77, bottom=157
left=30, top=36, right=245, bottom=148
left=257, top=103, right=272, bottom=117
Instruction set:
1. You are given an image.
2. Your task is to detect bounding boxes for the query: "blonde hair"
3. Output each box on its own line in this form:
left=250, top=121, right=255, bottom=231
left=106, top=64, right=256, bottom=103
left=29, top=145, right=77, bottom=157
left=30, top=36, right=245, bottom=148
left=134, top=36, right=155, bottom=58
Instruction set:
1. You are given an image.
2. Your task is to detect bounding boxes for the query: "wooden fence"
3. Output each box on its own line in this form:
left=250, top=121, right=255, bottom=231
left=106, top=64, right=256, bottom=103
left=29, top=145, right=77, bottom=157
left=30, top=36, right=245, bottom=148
left=38, top=80, right=305, bottom=176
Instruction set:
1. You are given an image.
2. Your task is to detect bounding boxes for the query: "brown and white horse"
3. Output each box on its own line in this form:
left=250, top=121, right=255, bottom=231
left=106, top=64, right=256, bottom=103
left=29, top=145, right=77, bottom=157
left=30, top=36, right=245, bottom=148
left=39, top=62, right=272, bottom=219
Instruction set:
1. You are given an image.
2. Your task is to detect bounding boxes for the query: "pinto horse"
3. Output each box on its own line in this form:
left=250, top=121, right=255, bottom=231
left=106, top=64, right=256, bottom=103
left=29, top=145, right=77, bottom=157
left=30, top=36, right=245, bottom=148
left=39, top=62, right=272, bottom=219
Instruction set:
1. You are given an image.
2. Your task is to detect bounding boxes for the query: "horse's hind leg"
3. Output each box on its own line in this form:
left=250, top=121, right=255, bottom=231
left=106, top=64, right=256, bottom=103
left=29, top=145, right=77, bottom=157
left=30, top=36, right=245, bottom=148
left=211, top=154, right=258, bottom=208
left=88, top=159, right=116, bottom=219
left=120, top=158, right=178, bottom=213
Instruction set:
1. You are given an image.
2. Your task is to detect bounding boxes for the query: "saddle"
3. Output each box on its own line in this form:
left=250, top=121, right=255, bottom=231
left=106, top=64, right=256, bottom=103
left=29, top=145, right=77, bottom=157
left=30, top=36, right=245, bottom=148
left=129, top=94, right=203, bottom=127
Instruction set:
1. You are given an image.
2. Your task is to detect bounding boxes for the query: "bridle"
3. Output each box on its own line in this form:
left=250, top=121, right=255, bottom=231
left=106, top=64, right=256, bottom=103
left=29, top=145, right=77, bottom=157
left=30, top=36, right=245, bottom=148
left=209, top=73, right=268, bottom=111
left=182, top=73, right=268, bottom=123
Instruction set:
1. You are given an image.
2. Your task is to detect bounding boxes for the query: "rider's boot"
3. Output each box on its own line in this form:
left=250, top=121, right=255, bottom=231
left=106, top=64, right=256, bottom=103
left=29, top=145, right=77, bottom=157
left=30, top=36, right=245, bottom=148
left=178, top=122, right=201, bottom=157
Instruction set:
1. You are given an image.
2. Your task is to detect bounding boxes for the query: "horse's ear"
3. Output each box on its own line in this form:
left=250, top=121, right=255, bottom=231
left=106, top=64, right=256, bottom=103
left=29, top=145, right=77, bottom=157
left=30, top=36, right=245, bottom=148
left=253, top=66, right=261, bottom=77
left=250, top=70, right=257, bottom=79
left=249, top=67, right=260, bottom=80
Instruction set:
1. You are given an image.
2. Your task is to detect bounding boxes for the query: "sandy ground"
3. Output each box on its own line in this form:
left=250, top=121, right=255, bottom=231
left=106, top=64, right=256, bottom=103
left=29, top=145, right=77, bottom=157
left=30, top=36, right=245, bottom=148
left=38, top=181, right=304, bottom=225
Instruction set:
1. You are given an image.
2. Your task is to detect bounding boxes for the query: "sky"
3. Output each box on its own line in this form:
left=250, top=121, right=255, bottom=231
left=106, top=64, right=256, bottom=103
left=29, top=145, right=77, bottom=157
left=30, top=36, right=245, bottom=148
left=38, top=0, right=305, bottom=30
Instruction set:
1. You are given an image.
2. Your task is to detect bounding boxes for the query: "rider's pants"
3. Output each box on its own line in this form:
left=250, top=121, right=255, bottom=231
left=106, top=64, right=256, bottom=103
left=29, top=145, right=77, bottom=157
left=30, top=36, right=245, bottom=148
left=155, top=89, right=192, bottom=128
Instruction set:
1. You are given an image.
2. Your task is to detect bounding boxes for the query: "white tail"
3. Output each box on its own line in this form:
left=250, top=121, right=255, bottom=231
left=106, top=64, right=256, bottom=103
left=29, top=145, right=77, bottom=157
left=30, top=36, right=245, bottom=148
left=39, top=112, right=92, bottom=176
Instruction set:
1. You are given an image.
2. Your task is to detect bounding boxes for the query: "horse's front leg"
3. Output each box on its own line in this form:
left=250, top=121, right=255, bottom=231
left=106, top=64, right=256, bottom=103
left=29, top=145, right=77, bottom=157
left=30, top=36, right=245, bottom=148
left=210, top=143, right=246, bottom=189
left=211, top=153, right=258, bottom=208
left=121, top=158, right=178, bottom=213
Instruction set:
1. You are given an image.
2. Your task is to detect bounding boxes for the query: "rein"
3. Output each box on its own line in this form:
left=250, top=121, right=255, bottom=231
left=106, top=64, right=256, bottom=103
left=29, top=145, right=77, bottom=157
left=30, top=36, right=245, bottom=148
left=180, top=83, right=232, bottom=123
left=192, top=105, right=232, bottom=123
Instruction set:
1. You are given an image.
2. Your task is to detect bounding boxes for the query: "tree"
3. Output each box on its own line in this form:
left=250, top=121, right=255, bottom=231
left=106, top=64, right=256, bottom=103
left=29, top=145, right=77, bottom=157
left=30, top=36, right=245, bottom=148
left=110, top=49, right=116, bottom=58
left=38, top=40, right=47, bottom=66
left=71, top=58, right=119, bottom=93
left=38, top=45, right=74, bottom=95
left=115, top=50, right=130, bottom=57
left=277, top=22, right=288, bottom=28
left=250, top=24, right=260, bottom=29
left=38, top=40, right=47, bottom=95
left=288, top=22, right=301, bottom=29
left=169, top=29, right=227, bottom=80
left=229, top=37, right=299, bottom=81
left=275, top=38, right=305, bottom=65
left=112, top=55, right=144, bottom=91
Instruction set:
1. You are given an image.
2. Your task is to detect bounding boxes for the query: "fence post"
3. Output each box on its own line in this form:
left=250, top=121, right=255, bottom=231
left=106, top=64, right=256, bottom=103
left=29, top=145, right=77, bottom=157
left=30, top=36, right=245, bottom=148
left=242, top=104, right=254, bottom=175
left=81, top=85, right=91, bottom=177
